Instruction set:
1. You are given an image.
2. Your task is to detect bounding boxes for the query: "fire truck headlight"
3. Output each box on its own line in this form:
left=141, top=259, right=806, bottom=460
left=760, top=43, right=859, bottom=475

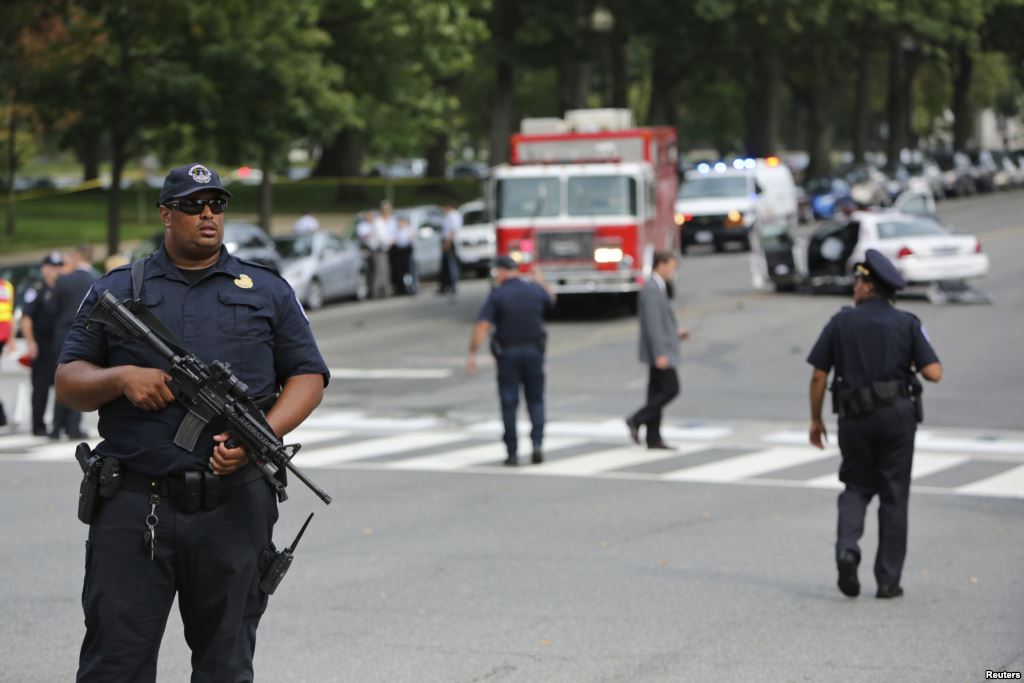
left=594, top=247, right=624, bottom=264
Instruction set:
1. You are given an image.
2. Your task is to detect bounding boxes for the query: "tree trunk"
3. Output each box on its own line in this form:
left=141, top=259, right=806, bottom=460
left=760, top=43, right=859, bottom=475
left=107, top=132, right=125, bottom=257
left=646, top=45, right=678, bottom=126
left=851, top=45, right=870, bottom=163
left=489, top=59, right=515, bottom=165
left=312, top=128, right=363, bottom=177
left=259, top=154, right=273, bottom=234
left=4, top=102, right=16, bottom=237
left=425, top=133, right=447, bottom=179
left=610, top=30, right=628, bottom=109
left=885, top=38, right=909, bottom=168
left=807, top=97, right=835, bottom=180
left=952, top=45, right=973, bottom=152
left=744, top=45, right=782, bottom=157
left=80, top=136, right=101, bottom=181
left=557, top=59, right=593, bottom=113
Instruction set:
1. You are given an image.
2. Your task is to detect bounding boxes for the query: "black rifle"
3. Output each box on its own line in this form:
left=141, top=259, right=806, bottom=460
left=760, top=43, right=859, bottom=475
left=86, top=290, right=332, bottom=505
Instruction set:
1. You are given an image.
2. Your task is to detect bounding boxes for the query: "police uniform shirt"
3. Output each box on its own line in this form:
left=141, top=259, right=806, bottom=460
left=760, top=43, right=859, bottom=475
left=477, top=278, right=553, bottom=346
left=806, top=298, right=939, bottom=390
left=22, top=281, right=56, bottom=343
left=58, top=245, right=330, bottom=476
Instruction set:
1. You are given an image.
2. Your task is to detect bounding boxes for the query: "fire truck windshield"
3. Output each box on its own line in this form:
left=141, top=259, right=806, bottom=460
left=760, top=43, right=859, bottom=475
left=496, top=178, right=561, bottom=218
left=567, top=176, right=637, bottom=216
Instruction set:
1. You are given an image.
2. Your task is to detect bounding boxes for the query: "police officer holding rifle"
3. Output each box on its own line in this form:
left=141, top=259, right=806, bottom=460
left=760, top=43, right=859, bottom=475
left=806, top=249, right=942, bottom=600
left=56, top=163, right=330, bottom=681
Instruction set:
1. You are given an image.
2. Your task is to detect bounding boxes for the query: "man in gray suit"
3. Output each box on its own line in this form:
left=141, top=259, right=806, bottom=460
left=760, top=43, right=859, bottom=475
left=626, top=251, right=689, bottom=449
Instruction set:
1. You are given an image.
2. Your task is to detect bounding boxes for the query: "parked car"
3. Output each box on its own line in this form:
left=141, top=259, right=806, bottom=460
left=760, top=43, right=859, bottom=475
left=456, top=199, right=495, bottom=277
left=130, top=221, right=282, bottom=272
left=990, top=150, right=1024, bottom=189
left=367, top=158, right=427, bottom=178
left=841, top=164, right=890, bottom=207
left=446, top=161, right=490, bottom=180
left=905, top=160, right=945, bottom=200
left=934, top=151, right=976, bottom=197
left=804, top=176, right=856, bottom=219
left=274, top=231, right=367, bottom=310
left=754, top=201, right=989, bottom=293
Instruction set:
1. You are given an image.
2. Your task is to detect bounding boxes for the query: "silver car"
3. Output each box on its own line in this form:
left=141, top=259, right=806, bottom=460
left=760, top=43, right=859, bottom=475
left=274, top=231, right=367, bottom=310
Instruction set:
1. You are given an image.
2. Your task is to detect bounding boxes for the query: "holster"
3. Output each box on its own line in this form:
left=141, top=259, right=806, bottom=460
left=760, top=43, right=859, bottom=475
left=489, top=336, right=503, bottom=359
left=77, top=444, right=102, bottom=525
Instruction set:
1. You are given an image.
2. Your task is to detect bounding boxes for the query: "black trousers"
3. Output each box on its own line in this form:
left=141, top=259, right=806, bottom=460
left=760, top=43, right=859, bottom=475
left=389, top=245, right=414, bottom=294
left=496, top=345, right=545, bottom=457
left=77, top=478, right=278, bottom=683
left=630, top=366, right=680, bottom=445
left=438, top=246, right=459, bottom=293
left=835, top=398, right=917, bottom=588
left=31, top=345, right=56, bottom=433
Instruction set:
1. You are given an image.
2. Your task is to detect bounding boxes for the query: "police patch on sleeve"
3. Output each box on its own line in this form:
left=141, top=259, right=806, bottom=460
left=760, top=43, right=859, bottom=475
left=294, top=291, right=310, bottom=322
left=23, top=288, right=37, bottom=304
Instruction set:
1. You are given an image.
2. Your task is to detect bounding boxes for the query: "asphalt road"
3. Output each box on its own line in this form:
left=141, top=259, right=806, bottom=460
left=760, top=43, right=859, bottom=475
left=0, top=191, right=1022, bottom=682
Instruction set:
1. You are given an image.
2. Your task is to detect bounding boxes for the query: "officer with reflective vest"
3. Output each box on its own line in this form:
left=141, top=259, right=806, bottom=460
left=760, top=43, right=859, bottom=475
left=0, top=275, right=13, bottom=427
left=807, top=249, right=942, bottom=599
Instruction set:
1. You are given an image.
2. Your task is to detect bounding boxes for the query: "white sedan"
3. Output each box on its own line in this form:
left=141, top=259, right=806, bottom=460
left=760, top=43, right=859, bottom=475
left=755, top=203, right=989, bottom=292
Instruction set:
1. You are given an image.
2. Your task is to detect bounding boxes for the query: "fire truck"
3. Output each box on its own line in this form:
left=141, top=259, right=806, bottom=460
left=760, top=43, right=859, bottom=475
left=488, top=109, right=679, bottom=305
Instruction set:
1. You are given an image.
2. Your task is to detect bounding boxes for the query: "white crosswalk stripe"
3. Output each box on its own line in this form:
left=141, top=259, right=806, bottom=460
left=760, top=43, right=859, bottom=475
left=1, top=411, right=1021, bottom=499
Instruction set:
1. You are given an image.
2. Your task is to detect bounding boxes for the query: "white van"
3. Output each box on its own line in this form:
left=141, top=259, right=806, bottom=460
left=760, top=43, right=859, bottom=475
left=675, top=158, right=798, bottom=252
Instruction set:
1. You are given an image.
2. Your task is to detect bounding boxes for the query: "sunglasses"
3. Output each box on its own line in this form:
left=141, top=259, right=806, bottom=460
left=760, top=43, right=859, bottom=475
left=164, top=198, right=228, bottom=215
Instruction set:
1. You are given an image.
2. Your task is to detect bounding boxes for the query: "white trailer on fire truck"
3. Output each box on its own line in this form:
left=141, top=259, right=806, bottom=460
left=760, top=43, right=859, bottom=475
left=488, top=109, right=679, bottom=306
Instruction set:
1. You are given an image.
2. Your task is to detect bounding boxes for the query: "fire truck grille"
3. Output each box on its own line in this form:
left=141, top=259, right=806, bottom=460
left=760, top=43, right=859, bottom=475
left=537, top=231, right=594, bottom=261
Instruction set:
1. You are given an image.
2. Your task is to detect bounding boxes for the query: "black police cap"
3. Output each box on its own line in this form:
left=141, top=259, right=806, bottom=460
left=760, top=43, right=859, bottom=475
left=156, top=163, right=232, bottom=206
left=41, top=251, right=64, bottom=267
left=854, top=248, right=906, bottom=292
left=494, top=255, right=519, bottom=270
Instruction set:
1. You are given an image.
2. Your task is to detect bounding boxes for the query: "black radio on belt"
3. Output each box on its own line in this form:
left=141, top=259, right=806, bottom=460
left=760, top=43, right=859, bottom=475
left=260, top=513, right=314, bottom=595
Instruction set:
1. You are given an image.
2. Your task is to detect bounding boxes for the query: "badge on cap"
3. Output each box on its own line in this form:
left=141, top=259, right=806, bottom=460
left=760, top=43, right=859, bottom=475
left=188, top=164, right=212, bottom=184
left=234, top=273, right=253, bottom=289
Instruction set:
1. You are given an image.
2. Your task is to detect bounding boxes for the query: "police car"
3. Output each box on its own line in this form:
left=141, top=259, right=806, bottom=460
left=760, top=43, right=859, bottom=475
left=753, top=191, right=990, bottom=292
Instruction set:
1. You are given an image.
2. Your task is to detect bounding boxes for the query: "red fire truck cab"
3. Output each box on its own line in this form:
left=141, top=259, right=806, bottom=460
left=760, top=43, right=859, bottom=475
left=489, top=110, right=679, bottom=304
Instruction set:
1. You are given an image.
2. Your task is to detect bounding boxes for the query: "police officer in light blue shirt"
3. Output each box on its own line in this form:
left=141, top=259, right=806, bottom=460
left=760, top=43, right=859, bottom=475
left=56, top=163, right=329, bottom=681
left=466, top=256, right=555, bottom=465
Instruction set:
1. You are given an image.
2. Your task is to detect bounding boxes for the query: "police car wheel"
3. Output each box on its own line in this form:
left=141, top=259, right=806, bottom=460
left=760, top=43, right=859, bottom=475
left=306, top=279, right=325, bottom=311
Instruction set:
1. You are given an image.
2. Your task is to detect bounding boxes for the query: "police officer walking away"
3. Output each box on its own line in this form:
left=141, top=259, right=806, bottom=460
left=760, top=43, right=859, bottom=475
left=20, top=251, right=64, bottom=435
left=466, top=256, right=554, bottom=466
left=51, top=244, right=100, bottom=439
left=806, top=249, right=941, bottom=600
left=55, top=163, right=329, bottom=681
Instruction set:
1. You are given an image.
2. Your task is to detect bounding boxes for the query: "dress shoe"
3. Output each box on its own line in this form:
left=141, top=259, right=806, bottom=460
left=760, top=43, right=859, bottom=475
left=32, top=427, right=48, bottom=437
left=47, top=431, right=62, bottom=441
left=836, top=550, right=860, bottom=597
left=625, top=418, right=640, bottom=445
left=876, top=584, right=904, bottom=599
left=531, top=449, right=543, bottom=465
left=503, top=455, right=518, bottom=467
left=647, top=441, right=674, bottom=450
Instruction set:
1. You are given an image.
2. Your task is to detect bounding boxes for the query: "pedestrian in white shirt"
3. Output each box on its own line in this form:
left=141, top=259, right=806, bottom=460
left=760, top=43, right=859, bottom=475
left=293, top=210, right=320, bottom=234
left=439, top=202, right=461, bottom=297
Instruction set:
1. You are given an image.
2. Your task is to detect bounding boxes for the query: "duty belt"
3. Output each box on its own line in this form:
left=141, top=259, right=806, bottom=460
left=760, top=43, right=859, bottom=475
left=835, top=380, right=912, bottom=419
left=120, top=465, right=264, bottom=512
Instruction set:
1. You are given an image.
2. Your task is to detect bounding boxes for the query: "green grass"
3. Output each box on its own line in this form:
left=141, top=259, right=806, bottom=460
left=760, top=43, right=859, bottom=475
left=0, top=178, right=483, bottom=257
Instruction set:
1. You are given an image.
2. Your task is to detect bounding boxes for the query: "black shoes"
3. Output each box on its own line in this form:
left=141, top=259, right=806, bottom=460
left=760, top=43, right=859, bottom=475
left=531, top=449, right=543, bottom=465
left=876, top=584, right=904, bottom=599
left=647, top=441, right=674, bottom=450
left=32, top=427, right=48, bottom=437
left=625, top=418, right=640, bottom=445
left=503, top=455, right=518, bottom=467
left=836, top=550, right=860, bottom=597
